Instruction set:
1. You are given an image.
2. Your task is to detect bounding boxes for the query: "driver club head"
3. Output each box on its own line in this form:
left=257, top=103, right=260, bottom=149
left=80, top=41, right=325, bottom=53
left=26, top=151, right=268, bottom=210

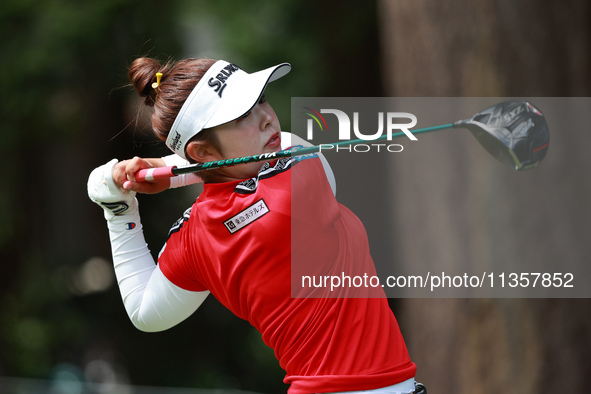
left=453, top=101, right=550, bottom=170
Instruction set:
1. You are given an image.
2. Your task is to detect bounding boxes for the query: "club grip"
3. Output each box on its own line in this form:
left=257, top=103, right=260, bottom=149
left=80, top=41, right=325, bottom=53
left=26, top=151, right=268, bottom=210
left=135, top=166, right=176, bottom=182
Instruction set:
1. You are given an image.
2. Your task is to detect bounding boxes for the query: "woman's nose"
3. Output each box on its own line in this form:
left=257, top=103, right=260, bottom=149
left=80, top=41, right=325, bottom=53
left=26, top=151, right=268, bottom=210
left=258, top=104, right=273, bottom=130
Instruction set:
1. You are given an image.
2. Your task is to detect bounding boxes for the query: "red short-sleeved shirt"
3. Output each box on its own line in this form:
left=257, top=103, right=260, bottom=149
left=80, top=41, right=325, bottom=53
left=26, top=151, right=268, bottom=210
left=158, top=155, right=416, bottom=393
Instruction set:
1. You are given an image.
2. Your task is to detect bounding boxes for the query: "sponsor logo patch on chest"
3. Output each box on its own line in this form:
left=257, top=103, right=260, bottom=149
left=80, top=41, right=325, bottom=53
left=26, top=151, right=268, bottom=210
left=223, top=199, right=270, bottom=234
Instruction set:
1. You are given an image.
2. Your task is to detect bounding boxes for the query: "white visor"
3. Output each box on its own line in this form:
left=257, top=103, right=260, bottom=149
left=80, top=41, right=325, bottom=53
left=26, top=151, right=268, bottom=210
left=165, top=60, right=291, bottom=159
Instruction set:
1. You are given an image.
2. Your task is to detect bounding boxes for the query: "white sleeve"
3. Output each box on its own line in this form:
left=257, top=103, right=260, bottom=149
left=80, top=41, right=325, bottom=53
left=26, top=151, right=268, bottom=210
left=88, top=159, right=209, bottom=332
left=281, top=131, right=336, bottom=196
left=161, top=154, right=203, bottom=188
left=107, top=208, right=209, bottom=332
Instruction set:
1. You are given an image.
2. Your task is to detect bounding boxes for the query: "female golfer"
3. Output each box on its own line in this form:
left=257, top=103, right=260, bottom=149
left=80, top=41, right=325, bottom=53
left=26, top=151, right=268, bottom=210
left=88, top=57, right=424, bottom=394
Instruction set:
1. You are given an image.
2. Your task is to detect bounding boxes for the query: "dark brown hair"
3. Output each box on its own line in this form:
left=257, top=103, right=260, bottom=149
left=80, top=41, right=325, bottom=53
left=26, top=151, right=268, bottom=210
left=128, top=57, right=221, bottom=161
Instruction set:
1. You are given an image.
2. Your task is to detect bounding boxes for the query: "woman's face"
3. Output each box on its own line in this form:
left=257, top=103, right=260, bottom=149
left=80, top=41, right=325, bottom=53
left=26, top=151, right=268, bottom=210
left=199, top=97, right=283, bottom=182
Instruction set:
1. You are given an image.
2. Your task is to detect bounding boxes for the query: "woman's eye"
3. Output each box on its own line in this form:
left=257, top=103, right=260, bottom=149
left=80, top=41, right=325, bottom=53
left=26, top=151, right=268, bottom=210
left=238, top=111, right=251, bottom=121
left=237, top=95, right=265, bottom=121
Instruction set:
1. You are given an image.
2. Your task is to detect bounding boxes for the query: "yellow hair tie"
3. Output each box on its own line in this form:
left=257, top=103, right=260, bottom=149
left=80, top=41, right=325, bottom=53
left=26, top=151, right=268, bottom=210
left=151, top=72, right=163, bottom=95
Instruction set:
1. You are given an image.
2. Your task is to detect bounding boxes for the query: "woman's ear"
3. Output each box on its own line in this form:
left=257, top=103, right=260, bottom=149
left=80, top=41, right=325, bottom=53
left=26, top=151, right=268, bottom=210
left=186, top=141, right=220, bottom=163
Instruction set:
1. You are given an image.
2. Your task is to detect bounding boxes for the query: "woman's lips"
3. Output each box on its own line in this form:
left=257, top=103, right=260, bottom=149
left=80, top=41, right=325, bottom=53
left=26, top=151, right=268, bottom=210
left=265, top=132, right=281, bottom=148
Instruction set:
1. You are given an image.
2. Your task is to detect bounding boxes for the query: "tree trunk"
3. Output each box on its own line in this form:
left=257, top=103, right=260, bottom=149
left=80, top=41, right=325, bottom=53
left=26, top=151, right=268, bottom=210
left=378, top=1, right=591, bottom=392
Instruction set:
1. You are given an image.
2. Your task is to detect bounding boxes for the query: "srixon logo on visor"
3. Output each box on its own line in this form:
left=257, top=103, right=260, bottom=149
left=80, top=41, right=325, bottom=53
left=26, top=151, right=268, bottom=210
left=208, top=63, right=240, bottom=98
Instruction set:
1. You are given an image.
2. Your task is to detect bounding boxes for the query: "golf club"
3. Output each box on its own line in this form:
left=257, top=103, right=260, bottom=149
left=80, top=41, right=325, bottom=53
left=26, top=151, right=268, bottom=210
left=135, top=100, right=550, bottom=182
left=453, top=100, right=549, bottom=170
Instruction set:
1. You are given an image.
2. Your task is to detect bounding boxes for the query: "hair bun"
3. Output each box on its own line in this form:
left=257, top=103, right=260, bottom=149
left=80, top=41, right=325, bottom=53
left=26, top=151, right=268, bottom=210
left=128, top=57, right=162, bottom=106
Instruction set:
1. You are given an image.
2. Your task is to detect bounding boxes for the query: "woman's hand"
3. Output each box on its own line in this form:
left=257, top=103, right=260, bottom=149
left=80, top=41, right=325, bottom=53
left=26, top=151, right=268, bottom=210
left=112, top=157, right=171, bottom=194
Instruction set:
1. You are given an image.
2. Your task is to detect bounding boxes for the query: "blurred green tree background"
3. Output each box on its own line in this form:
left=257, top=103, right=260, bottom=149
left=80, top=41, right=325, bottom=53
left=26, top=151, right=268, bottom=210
left=0, top=0, right=381, bottom=392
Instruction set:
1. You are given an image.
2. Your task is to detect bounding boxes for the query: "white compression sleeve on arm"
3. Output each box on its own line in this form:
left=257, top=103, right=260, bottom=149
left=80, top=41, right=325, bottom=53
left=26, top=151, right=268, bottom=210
left=107, top=209, right=209, bottom=332
left=162, top=154, right=202, bottom=188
